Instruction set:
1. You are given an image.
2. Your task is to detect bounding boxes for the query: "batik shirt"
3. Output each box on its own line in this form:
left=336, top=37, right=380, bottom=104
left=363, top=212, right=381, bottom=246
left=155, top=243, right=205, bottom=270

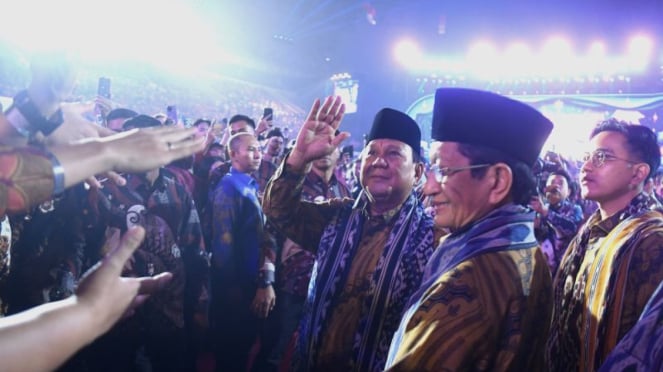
left=0, top=216, right=10, bottom=284
left=204, top=159, right=277, bottom=256
left=278, top=170, right=351, bottom=297
left=263, top=162, right=436, bottom=371
left=1, top=185, right=87, bottom=314
left=210, top=167, right=275, bottom=288
left=85, top=168, right=207, bottom=328
left=0, top=145, right=54, bottom=218
left=386, top=204, right=553, bottom=371
left=0, top=136, right=85, bottom=312
left=547, top=193, right=663, bottom=371
left=537, top=199, right=584, bottom=275
left=209, top=159, right=276, bottom=197
left=599, top=280, right=663, bottom=371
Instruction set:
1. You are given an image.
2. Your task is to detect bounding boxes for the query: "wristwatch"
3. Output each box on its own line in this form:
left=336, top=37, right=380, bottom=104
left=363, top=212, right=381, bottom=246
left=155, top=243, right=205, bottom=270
left=257, top=269, right=275, bottom=288
left=4, top=90, right=64, bottom=136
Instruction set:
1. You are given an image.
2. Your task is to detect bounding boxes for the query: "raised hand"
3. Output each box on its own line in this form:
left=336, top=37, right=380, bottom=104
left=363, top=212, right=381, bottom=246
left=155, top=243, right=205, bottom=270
left=75, top=226, right=172, bottom=333
left=288, top=96, right=349, bottom=171
left=256, top=117, right=272, bottom=137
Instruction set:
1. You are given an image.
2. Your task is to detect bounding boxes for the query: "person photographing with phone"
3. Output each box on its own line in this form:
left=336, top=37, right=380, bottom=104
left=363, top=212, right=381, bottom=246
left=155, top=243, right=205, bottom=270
left=529, top=169, right=584, bottom=275
left=256, top=107, right=274, bottom=142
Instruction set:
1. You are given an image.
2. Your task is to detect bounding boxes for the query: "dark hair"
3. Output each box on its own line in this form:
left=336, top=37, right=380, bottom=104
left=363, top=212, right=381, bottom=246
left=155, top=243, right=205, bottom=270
left=193, top=118, right=212, bottom=127
left=341, top=145, right=354, bottom=157
left=655, top=168, right=663, bottom=181
left=106, top=108, right=138, bottom=122
left=229, top=114, right=256, bottom=129
left=208, top=142, right=224, bottom=151
left=590, top=118, right=660, bottom=180
left=266, top=127, right=284, bottom=139
left=548, top=169, right=573, bottom=188
left=194, top=155, right=225, bottom=179
left=457, top=143, right=536, bottom=206
left=412, top=149, right=423, bottom=164
left=122, top=114, right=161, bottom=131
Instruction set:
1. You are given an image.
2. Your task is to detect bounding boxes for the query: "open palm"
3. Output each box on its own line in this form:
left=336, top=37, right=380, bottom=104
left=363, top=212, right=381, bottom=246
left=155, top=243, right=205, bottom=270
left=291, top=96, right=350, bottom=164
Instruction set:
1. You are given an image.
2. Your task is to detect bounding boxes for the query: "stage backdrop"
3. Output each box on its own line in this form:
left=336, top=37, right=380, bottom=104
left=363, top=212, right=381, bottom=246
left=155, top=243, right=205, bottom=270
left=406, top=92, right=663, bottom=161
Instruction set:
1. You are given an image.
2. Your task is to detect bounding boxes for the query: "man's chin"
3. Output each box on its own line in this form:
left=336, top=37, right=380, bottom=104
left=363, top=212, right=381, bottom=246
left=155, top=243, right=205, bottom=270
left=365, top=186, right=394, bottom=201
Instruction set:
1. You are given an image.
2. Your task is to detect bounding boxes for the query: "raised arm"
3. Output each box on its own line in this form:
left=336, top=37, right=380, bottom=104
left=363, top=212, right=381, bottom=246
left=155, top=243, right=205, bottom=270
left=262, top=97, right=352, bottom=250
left=0, top=226, right=172, bottom=372
left=0, top=116, right=205, bottom=217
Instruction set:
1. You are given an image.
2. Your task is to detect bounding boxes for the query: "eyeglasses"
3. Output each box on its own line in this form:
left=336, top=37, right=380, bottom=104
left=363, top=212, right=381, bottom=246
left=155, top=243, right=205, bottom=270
left=427, top=163, right=491, bottom=183
left=582, top=150, right=638, bottom=168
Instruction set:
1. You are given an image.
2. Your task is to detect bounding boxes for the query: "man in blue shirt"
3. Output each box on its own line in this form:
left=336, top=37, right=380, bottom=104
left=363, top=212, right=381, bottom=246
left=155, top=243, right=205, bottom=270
left=210, top=132, right=276, bottom=371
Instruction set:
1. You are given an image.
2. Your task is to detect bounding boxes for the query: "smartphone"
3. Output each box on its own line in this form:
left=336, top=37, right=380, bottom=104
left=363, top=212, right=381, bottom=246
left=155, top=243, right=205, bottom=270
left=166, top=105, right=178, bottom=123
left=263, top=107, right=274, bottom=121
left=97, top=77, right=112, bottom=99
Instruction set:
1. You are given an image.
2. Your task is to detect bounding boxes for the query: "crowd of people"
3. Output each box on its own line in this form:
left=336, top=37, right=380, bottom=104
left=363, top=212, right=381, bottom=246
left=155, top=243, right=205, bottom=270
left=2, top=52, right=663, bottom=372
left=0, top=50, right=307, bottom=139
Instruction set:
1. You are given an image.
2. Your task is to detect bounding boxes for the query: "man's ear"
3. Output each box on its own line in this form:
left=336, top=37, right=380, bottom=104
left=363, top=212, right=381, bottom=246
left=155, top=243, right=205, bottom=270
left=414, top=162, right=424, bottom=183
left=632, top=163, right=650, bottom=188
left=487, top=163, right=513, bottom=205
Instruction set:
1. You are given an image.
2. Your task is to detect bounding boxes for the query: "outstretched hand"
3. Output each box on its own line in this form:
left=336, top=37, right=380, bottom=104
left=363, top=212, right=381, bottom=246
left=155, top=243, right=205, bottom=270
left=75, top=227, right=172, bottom=333
left=44, top=101, right=116, bottom=146
left=288, top=96, right=349, bottom=170
left=102, top=126, right=206, bottom=174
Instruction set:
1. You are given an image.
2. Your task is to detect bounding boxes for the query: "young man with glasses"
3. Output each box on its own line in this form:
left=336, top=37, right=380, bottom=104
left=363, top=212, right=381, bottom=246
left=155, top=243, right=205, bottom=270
left=386, top=88, right=554, bottom=371
left=547, top=119, right=663, bottom=371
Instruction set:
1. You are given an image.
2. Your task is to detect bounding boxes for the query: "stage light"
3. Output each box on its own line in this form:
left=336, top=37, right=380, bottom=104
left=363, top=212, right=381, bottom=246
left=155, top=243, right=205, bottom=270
left=467, top=41, right=498, bottom=61
left=466, top=40, right=500, bottom=79
left=540, top=37, right=574, bottom=77
left=399, top=34, right=658, bottom=82
left=503, top=42, right=534, bottom=77
left=504, top=43, right=532, bottom=60
left=542, top=37, right=573, bottom=57
left=393, top=39, right=424, bottom=70
left=628, top=35, right=654, bottom=58
left=626, top=34, right=654, bottom=72
left=588, top=41, right=607, bottom=57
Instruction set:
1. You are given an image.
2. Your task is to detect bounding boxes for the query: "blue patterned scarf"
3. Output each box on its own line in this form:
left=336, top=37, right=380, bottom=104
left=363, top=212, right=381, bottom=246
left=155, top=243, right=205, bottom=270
left=387, top=203, right=537, bottom=366
left=297, top=190, right=435, bottom=371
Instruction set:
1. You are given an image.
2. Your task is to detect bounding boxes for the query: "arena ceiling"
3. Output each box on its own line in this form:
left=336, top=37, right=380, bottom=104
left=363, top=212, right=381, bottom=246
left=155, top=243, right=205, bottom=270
left=205, top=0, right=663, bottom=82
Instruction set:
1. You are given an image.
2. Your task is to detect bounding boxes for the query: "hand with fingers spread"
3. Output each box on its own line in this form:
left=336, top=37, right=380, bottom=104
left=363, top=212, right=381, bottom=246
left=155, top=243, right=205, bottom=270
left=287, top=96, right=350, bottom=172
left=0, top=226, right=172, bottom=372
left=76, top=226, right=172, bottom=330
left=48, top=125, right=205, bottom=191
left=100, top=126, right=206, bottom=173
left=42, top=101, right=116, bottom=146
